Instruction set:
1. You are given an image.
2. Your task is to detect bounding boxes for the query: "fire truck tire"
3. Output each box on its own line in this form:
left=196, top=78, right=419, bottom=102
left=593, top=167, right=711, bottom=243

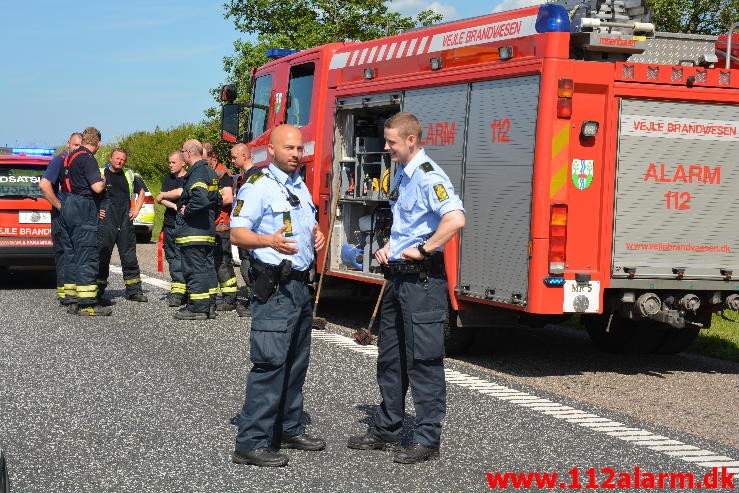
left=654, top=327, right=700, bottom=355
left=0, top=443, right=8, bottom=493
left=584, top=315, right=667, bottom=354
left=444, top=310, right=475, bottom=356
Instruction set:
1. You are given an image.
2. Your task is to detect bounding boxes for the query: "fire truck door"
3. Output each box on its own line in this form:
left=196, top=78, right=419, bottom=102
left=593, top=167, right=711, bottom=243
left=402, top=83, right=468, bottom=191
left=458, top=75, right=540, bottom=304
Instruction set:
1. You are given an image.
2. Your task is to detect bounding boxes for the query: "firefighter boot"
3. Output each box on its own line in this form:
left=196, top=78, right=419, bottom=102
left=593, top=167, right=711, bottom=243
left=78, top=305, right=113, bottom=317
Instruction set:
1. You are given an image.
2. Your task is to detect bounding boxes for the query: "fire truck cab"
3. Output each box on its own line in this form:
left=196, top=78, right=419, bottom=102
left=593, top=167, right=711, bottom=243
left=220, top=1, right=739, bottom=354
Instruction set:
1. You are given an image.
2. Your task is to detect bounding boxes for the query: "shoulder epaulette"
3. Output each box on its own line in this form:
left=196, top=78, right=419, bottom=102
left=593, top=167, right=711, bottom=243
left=246, top=171, right=265, bottom=184
left=420, top=162, right=434, bottom=173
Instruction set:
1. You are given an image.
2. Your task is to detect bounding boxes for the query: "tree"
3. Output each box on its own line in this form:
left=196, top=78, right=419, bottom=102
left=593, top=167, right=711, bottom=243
left=647, top=0, right=739, bottom=35
left=218, top=0, right=443, bottom=107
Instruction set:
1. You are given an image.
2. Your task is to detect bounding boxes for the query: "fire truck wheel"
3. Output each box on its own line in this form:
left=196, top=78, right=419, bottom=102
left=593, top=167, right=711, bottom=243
left=654, top=327, right=700, bottom=355
left=584, top=315, right=667, bottom=354
left=0, top=443, right=8, bottom=493
left=444, top=310, right=475, bottom=356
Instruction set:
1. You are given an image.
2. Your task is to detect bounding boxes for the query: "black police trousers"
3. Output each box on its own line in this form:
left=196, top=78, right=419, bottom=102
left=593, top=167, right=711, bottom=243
left=180, top=243, right=217, bottom=313
left=374, top=272, right=448, bottom=448
left=214, top=230, right=237, bottom=304
left=97, top=200, right=143, bottom=298
left=235, top=278, right=312, bottom=451
left=61, top=194, right=100, bottom=307
left=51, top=208, right=74, bottom=305
left=163, top=223, right=186, bottom=297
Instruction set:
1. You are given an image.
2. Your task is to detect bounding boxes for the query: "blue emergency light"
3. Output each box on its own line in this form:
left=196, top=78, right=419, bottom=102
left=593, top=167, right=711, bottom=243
left=12, top=147, right=56, bottom=156
left=535, top=4, right=571, bottom=33
left=265, top=48, right=298, bottom=59
left=543, top=276, right=566, bottom=287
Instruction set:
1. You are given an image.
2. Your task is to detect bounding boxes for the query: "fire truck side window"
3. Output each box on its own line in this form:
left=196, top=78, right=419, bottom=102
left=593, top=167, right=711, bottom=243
left=250, top=74, right=273, bottom=138
left=286, top=63, right=315, bottom=128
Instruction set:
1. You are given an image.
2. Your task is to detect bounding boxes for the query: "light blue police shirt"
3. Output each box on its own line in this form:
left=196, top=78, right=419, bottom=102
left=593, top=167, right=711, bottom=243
left=388, top=149, right=465, bottom=261
left=230, top=163, right=317, bottom=271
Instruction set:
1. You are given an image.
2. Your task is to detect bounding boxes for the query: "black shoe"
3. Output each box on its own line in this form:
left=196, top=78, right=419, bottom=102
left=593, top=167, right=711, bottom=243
left=174, top=309, right=207, bottom=320
left=393, top=444, right=440, bottom=464
left=128, top=293, right=148, bottom=302
left=233, top=448, right=288, bottom=467
left=208, top=305, right=217, bottom=319
left=66, top=303, right=79, bottom=315
left=216, top=300, right=237, bottom=311
left=347, top=433, right=397, bottom=451
left=96, top=297, right=114, bottom=307
left=235, top=303, right=250, bottom=317
left=77, top=305, right=113, bottom=317
left=168, top=295, right=184, bottom=307
left=281, top=433, right=326, bottom=451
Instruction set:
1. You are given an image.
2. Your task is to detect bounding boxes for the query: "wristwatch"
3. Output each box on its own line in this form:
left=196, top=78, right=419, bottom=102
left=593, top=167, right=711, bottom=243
left=417, top=242, right=433, bottom=258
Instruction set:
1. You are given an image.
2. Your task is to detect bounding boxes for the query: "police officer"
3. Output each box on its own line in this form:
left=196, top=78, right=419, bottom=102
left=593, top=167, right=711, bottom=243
left=96, top=149, right=148, bottom=303
left=39, top=132, right=81, bottom=308
left=230, top=124, right=326, bottom=467
left=230, top=142, right=258, bottom=317
left=347, top=112, right=465, bottom=463
left=204, top=142, right=239, bottom=312
left=174, top=139, right=221, bottom=320
left=157, top=150, right=187, bottom=306
left=60, top=127, right=112, bottom=316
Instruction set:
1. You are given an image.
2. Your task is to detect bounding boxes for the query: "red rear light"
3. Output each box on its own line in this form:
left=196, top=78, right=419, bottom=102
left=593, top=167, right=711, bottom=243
left=549, top=204, right=567, bottom=274
left=557, top=78, right=574, bottom=118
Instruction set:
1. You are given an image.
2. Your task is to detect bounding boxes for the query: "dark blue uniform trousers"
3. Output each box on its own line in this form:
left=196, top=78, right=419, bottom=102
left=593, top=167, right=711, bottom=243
left=51, top=208, right=73, bottom=304
left=163, top=223, right=186, bottom=296
left=97, top=201, right=143, bottom=297
left=374, top=273, right=448, bottom=448
left=235, top=279, right=312, bottom=451
left=61, top=194, right=100, bottom=307
left=179, top=243, right=217, bottom=313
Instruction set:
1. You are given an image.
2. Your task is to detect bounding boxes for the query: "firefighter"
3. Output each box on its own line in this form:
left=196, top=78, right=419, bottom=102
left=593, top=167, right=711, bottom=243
left=204, top=142, right=239, bottom=311
left=230, top=125, right=326, bottom=467
left=60, top=127, right=112, bottom=316
left=156, top=150, right=188, bottom=306
left=230, top=142, right=259, bottom=317
left=39, top=132, right=82, bottom=308
left=174, top=139, right=221, bottom=320
left=347, top=113, right=465, bottom=464
left=96, top=149, right=148, bottom=303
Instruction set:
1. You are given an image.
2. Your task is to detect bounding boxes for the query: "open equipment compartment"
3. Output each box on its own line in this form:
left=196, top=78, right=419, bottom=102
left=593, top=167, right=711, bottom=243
left=329, top=93, right=401, bottom=278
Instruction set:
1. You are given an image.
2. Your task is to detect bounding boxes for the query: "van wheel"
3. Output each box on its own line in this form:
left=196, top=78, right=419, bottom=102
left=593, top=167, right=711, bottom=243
left=584, top=314, right=667, bottom=354
left=444, top=310, right=475, bottom=356
left=655, top=327, right=700, bottom=354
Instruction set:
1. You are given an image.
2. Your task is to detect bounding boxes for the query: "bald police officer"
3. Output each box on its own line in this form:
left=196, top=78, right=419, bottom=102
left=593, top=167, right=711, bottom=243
left=230, top=125, right=326, bottom=467
left=347, top=112, right=465, bottom=463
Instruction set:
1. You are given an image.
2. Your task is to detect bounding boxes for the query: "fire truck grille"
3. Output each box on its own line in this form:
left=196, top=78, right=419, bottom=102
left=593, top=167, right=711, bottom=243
left=622, top=64, right=635, bottom=79
left=695, top=69, right=707, bottom=83
left=647, top=66, right=659, bottom=80
left=671, top=67, right=683, bottom=81
left=719, top=71, right=731, bottom=85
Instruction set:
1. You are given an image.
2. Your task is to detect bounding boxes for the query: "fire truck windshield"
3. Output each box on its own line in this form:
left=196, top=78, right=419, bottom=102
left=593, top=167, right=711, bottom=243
left=250, top=74, right=273, bottom=138
left=0, top=165, right=45, bottom=199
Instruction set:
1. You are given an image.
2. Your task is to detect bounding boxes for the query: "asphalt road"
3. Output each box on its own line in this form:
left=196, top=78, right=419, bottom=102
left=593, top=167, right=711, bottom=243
left=0, top=246, right=737, bottom=491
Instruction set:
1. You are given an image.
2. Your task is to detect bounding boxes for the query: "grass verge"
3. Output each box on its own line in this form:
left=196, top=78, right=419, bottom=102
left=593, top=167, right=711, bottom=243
left=689, top=310, right=739, bottom=363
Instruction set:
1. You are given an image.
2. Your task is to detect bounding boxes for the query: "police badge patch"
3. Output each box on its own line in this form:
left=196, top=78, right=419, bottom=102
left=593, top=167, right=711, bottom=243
left=433, top=183, right=449, bottom=201
left=233, top=199, right=244, bottom=216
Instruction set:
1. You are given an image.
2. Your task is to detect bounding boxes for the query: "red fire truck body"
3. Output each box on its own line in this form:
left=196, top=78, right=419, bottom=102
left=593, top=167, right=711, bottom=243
left=222, top=2, right=739, bottom=353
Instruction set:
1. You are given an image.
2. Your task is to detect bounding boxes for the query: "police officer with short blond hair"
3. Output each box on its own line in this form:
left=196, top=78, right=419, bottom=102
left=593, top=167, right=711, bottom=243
left=230, top=124, right=326, bottom=467
left=348, top=112, right=465, bottom=464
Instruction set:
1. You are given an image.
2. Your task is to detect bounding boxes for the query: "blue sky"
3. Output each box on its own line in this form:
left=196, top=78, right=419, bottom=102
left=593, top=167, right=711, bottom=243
left=0, top=0, right=536, bottom=148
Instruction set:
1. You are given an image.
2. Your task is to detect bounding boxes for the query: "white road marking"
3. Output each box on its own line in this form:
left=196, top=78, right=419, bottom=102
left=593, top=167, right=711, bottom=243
left=309, top=329, right=737, bottom=472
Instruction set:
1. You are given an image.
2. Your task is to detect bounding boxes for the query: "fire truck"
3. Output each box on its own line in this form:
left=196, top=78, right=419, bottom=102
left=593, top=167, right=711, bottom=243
left=218, top=1, right=739, bottom=354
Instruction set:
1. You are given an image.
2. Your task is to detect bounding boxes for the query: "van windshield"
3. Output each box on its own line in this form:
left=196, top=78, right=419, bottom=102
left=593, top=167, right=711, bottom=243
left=0, top=165, right=45, bottom=199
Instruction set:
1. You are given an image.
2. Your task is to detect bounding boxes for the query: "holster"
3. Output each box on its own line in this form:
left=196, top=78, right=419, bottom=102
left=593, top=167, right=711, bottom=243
left=250, top=258, right=293, bottom=303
